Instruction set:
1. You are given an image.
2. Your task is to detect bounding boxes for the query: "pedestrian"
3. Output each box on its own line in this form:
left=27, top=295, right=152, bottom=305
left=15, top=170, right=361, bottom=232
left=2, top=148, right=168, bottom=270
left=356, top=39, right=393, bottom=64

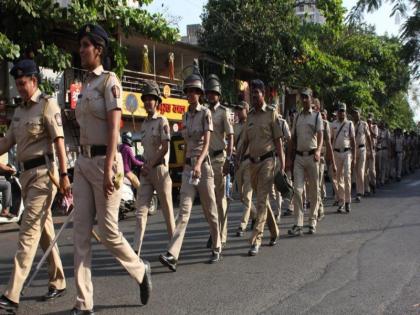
left=72, top=24, right=152, bottom=315
left=233, top=101, right=256, bottom=237
left=352, top=108, right=372, bottom=202
left=133, top=80, right=175, bottom=255
left=240, top=79, right=284, bottom=255
left=0, top=163, right=15, bottom=218
left=0, top=59, right=70, bottom=313
left=120, top=131, right=143, bottom=189
left=287, top=88, right=323, bottom=236
left=159, top=71, right=222, bottom=271
left=205, top=74, right=234, bottom=248
left=331, top=102, right=356, bottom=213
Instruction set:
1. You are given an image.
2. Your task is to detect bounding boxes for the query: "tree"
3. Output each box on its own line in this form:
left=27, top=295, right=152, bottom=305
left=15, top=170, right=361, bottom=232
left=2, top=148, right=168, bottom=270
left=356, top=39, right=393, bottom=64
left=0, top=0, right=179, bottom=76
left=348, top=0, right=419, bottom=78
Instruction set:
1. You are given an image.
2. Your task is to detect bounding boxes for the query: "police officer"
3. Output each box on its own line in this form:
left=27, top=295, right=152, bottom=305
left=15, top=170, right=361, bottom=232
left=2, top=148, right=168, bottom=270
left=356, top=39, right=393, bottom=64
left=353, top=108, right=372, bottom=202
left=392, top=127, right=404, bottom=181
left=377, top=121, right=391, bottom=186
left=331, top=102, right=356, bottom=213
left=0, top=59, right=70, bottom=313
left=234, top=101, right=256, bottom=237
left=72, top=24, right=152, bottom=314
left=159, top=71, right=221, bottom=271
left=133, top=80, right=175, bottom=255
left=317, top=109, right=336, bottom=221
left=240, top=79, right=284, bottom=255
left=205, top=74, right=234, bottom=248
left=287, top=88, right=323, bottom=236
left=365, top=113, right=378, bottom=195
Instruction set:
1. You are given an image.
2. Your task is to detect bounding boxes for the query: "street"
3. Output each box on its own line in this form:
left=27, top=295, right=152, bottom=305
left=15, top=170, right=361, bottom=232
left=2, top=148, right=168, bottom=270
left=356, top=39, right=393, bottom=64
left=1, top=172, right=420, bottom=315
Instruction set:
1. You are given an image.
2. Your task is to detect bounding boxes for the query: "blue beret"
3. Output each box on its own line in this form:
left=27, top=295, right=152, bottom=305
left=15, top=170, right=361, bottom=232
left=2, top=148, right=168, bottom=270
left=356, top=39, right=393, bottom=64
left=78, top=24, right=109, bottom=47
left=10, top=59, right=39, bottom=79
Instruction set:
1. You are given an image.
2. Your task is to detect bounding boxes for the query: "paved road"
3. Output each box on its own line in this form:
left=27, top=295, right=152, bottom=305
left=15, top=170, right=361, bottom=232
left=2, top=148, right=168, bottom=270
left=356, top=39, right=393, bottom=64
left=1, top=171, right=420, bottom=315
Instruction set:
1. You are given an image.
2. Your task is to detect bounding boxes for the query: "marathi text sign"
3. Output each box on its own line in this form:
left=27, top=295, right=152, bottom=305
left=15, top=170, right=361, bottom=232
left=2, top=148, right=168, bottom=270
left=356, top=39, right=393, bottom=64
left=122, top=91, right=188, bottom=121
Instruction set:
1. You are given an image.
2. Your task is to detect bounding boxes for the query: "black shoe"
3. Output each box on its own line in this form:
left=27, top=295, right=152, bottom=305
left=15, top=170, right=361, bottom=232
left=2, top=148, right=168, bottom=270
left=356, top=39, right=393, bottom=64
left=42, top=287, right=66, bottom=301
left=308, top=226, right=316, bottom=235
left=355, top=195, right=361, bottom=203
left=283, top=209, right=293, bottom=216
left=345, top=203, right=351, bottom=213
left=206, top=236, right=212, bottom=249
left=139, top=260, right=152, bottom=305
left=209, top=251, right=222, bottom=264
left=269, top=237, right=277, bottom=246
left=236, top=228, right=244, bottom=237
left=288, top=225, right=303, bottom=236
left=70, top=307, right=95, bottom=315
left=0, top=295, right=18, bottom=313
left=248, top=244, right=260, bottom=256
left=337, top=205, right=344, bottom=213
left=159, top=253, right=177, bottom=272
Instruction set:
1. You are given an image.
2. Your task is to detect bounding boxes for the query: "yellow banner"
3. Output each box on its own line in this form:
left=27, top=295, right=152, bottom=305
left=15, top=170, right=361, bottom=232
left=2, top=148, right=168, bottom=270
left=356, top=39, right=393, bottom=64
left=122, top=91, right=188, bottom=121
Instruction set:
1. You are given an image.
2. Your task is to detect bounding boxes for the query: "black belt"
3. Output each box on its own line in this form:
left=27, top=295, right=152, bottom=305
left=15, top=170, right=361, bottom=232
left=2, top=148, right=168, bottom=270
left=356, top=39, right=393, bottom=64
left=296, top=149, right=315, bottom=156
left=210, top=150, right=224, bottom=158
left=21, top=154, right=54, bottom=171
left=81, top=145, right=107, bottom=158
left=376, top=147, right=387, bottom=151
left=241, top=154, right=250, bottom=162
left=334, top=148, right=351, bottom=153
left=358, top=144, right=365, bottom=148
left=396, top=151, right=403, bottom=154
left=250, top=151, right=275, bottom=164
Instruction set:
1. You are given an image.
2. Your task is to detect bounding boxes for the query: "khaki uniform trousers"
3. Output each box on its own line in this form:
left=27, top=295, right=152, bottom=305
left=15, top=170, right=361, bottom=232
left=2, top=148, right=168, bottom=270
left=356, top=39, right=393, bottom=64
left=125, top=171, right=140, bottom=189
left=329, top=164, right=339, bottom=202
left=355, top=147, right=366, bottom=195
left=318, top=158, right=326, bottom=217
left=4, top=166, right=65, bottom=303
left=249, top=158, right=279, bottom=246
left=334, top=151, right=352, bottom=204
left=395, top=152, right=403, bottom=178
left=293, top=155, right=320, bottom=228
left=167, top=161, right=221, bottom=260
left=377, top=148, right=388, bottom=185
left=133, top=165, right=175, bottom=255
left=283, top=170, right=294, bottom=211
left=364, top=150, right=376, bottom=192
left=73, top=154, right=145, bottom=311
left=210, top=155, right=228, bottom=243
left=235, top=159, right=256, bottom=231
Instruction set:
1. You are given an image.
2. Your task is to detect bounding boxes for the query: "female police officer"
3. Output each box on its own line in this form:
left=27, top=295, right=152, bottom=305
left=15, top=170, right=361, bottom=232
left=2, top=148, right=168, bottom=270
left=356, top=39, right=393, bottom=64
left=71, top=24, right=151, bottom=314
left=159, top=72, right=221, bottom=271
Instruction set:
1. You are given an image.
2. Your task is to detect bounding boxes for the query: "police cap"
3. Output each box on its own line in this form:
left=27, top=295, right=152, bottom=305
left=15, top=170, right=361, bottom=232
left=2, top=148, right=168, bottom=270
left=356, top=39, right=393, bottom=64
left=78, top=23, right=109, bottom=47
left=251, top=79, right=265, bottom=92
left=10, top=59, right=39, bottom=79
left=300, top=88, right=312, bottom=97
left=141, top=80, right=162, bottom=104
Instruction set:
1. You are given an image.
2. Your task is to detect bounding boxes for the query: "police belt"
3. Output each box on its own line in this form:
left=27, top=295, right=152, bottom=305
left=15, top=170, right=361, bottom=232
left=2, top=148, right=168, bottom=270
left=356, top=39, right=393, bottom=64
left=296, top=149, right=315, bottom=157
left=241, top=154, right=250, bottom=162
left=334, top=147, right=351, bottom=153
left=20, top=154, right=54, bottom=171
left=209, top=150, right=224, bottom=158
left=250, top=151, right=275, bottom=164
left=358, top=144, right=365, bottom=148
left=81, top=145, right=107, bottom=158
left=150, top=159, right=165, bottom=167
left=376, top=147, right=387, bottom=151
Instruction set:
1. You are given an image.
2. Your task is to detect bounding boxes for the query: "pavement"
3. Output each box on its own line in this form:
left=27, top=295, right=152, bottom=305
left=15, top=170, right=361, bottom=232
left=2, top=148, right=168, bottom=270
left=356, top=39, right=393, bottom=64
left=1, top=171, right=420, bottom=315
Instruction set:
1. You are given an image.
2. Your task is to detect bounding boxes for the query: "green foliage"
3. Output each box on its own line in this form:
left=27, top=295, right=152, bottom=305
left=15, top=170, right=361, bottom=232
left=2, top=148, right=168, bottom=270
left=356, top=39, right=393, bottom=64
left=0, top=0, right=179, bottom=76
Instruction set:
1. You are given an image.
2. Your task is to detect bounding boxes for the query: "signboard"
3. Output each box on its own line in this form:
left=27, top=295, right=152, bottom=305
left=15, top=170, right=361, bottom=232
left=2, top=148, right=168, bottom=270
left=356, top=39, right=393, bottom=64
left=122, top=91, right=188, bottom=121
left=69, top=82, right=82, bottom=109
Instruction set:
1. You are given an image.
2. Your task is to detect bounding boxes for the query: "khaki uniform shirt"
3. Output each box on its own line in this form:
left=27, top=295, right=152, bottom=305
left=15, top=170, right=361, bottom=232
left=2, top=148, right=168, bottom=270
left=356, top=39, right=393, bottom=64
left=5, top=89, right=64, bottom=162
left=243, top=103, right=283, bottom=159
left=182, top=103, right=213, bottom=158
left=331, top=119, right=355, bottom=150
left=234, top=121, right=249, bottom=157
left=209, top=103, right=234, bottom=154
left=76, top=65, right=122, bottom=145
left=393, top=135, right=404, bottom=153
left=278, top=116, right=291, bottom=142
left=139, top=112, right=171, bottom=165
left=355, top=120, right=370, bottom=147
left=377, top=128, right=390, bottom=149
left=293, top=109, right=323, bottom=152
left=368, top=124, right=378, bottom=150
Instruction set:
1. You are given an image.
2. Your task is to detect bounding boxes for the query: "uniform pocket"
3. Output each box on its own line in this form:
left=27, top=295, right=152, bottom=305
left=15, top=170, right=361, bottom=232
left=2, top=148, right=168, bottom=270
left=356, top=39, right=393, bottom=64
left=26, top=117, right=44, bottom=136
left=87, top=90, right=107, bottom=120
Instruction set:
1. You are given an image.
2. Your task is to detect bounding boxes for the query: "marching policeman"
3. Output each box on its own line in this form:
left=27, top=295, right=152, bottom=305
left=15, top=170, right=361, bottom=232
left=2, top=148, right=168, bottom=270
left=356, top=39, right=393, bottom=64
left=353, top=108, right=372, bottom=202
left=365, top=113, right=378, bottom=195
left=331, top=103, right=356, bottom=213
left=0, top=59, right=70, bottom=313
left=159, top=71, right=222, bottom=271
left=376, top=121, right=391, bottom=186
left=133, top=80, right=175, bottom=255
left=205, top=74, right=234, bottom=248
left=240, top=79, right=284, bottom=256
left=234, top=101, right=256, bottom=237
left=392, top=128, right=404, bottom=181
left=287, top=88, right=323, bottom=236
left=72, top=24, right=151, bottom=314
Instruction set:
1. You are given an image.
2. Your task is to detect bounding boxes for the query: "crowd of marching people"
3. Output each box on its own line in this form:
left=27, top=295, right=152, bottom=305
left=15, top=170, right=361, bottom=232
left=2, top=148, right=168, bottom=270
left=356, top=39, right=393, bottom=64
left=0, top=23, right=419, bottom=314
